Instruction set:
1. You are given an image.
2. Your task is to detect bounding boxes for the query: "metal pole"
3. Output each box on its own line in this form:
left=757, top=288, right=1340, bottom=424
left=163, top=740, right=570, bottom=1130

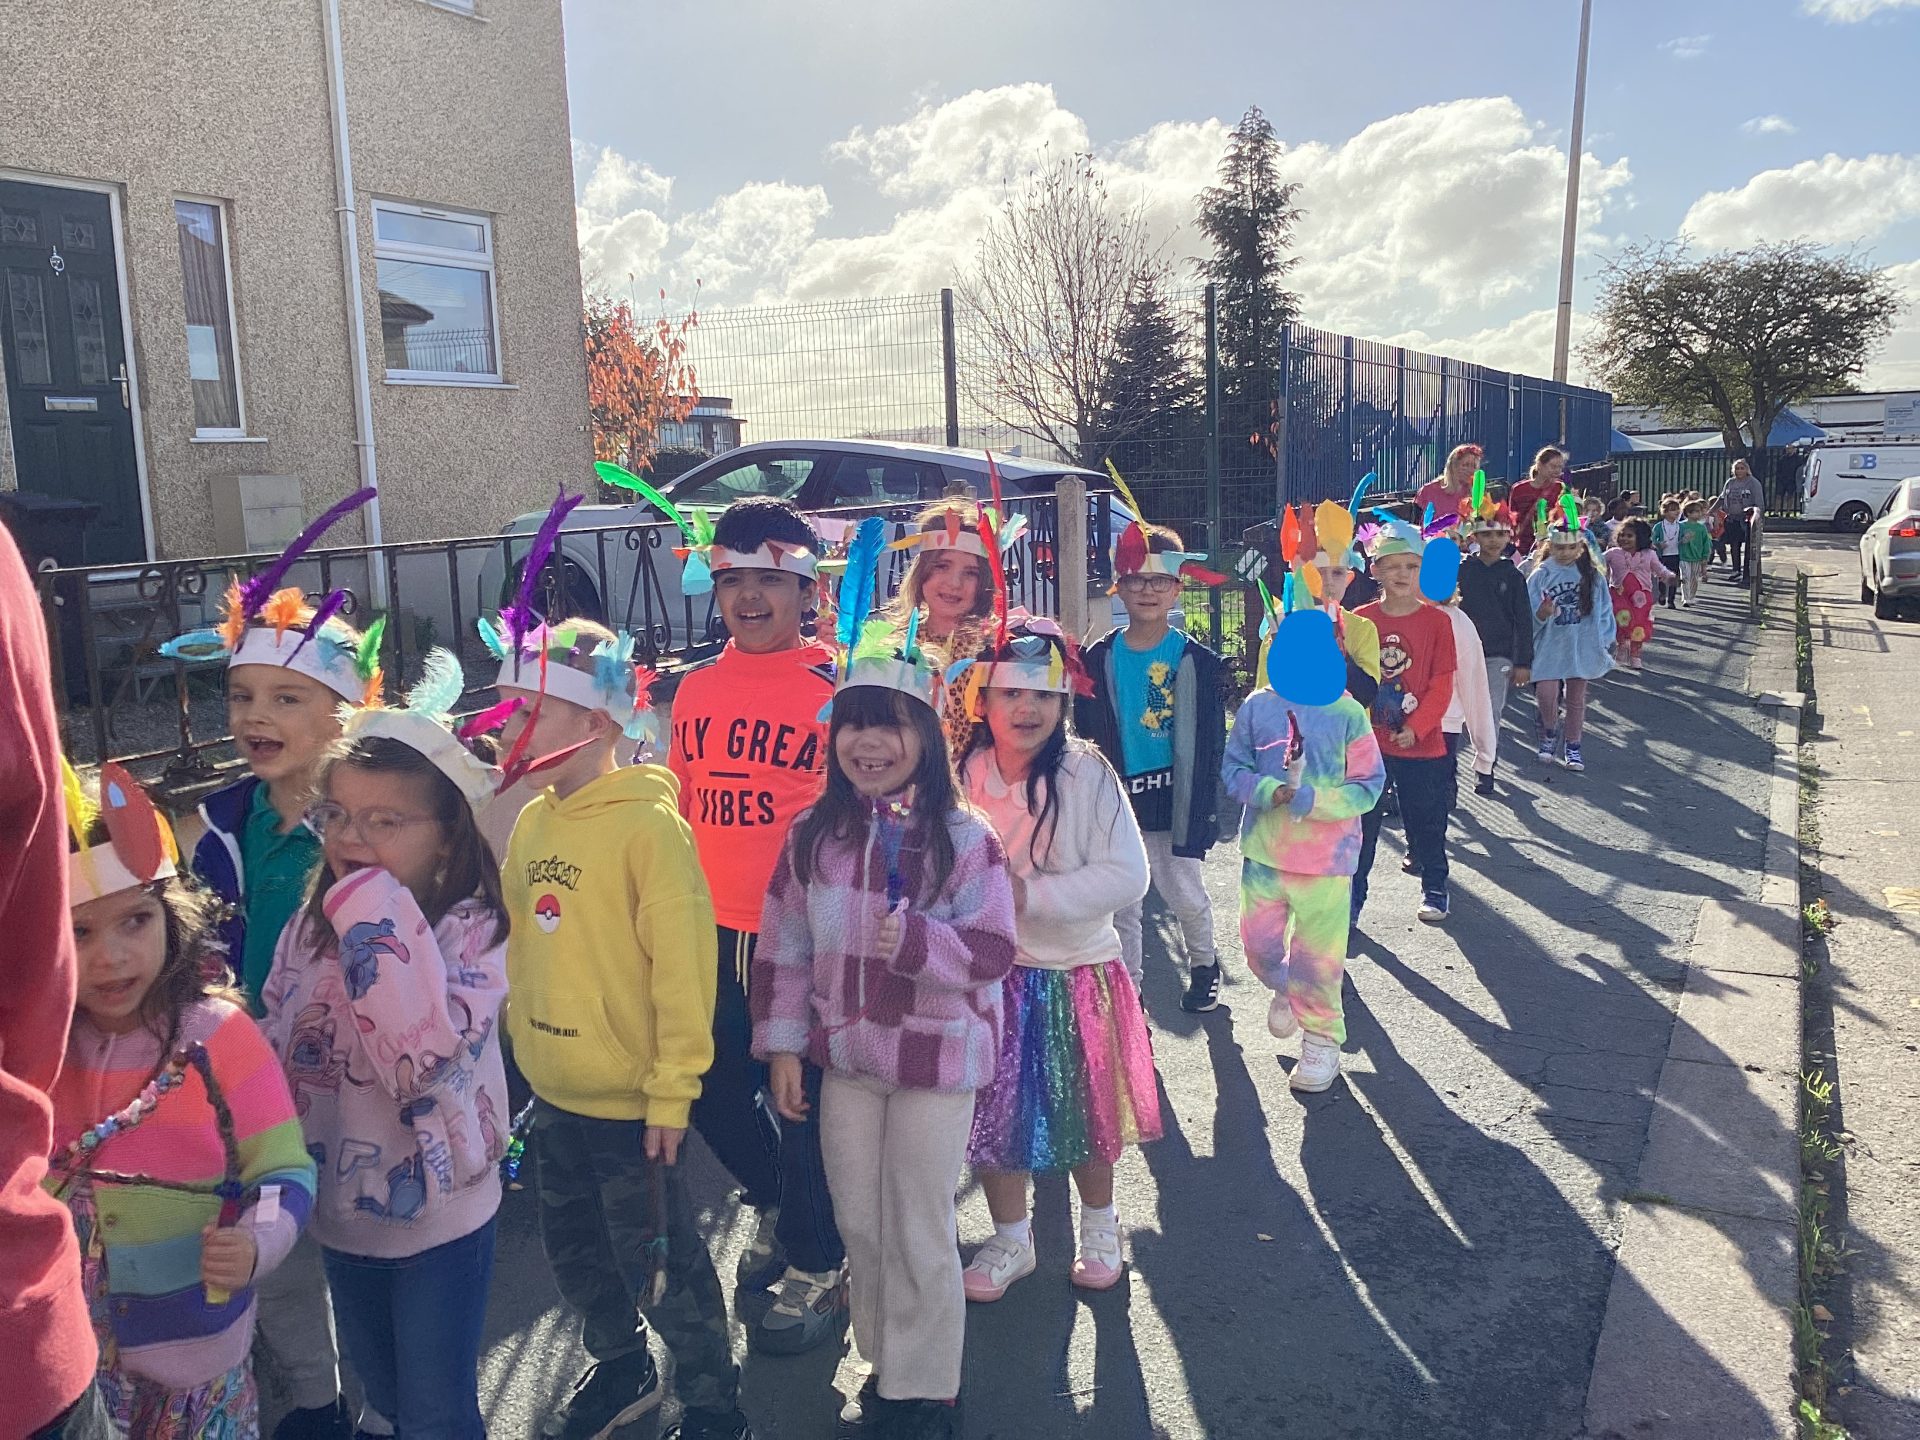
left=1274, top=324, right=1290, bottom=512
left=940, top=288, right=961, bottom=448
left=1552, top=0, right=1593, bottom=383
left=1204, top=285, right=1222, bottom=643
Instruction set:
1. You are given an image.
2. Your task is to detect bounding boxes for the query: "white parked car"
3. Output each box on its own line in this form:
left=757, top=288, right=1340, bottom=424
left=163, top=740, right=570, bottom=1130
left=1859, top=475, right=1920, bottom=619
left=1801, top=439, right=1920, bottom=531
left=475, top=440, right=1150, bottom=654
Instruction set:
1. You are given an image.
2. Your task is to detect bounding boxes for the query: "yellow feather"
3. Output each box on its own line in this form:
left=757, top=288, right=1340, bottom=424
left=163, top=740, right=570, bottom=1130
left=1314, top=499, right=1354, bottom=558
left=1103, top=459, right=1146, bottom=522
left=61, top=757, right=95, bottom=847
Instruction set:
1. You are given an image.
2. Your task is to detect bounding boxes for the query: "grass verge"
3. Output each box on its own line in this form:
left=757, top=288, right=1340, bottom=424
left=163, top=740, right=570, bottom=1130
left=1792, top=568, right=1851, bottom=1439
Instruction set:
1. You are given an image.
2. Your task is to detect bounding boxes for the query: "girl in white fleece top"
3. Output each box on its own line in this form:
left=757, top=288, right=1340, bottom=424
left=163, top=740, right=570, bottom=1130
left=952, top=621, right=1158, bottom=1303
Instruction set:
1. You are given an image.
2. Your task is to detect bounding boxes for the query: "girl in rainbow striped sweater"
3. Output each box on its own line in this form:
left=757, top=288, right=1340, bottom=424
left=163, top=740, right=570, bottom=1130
left=50, top=767, right=314, bottom=1439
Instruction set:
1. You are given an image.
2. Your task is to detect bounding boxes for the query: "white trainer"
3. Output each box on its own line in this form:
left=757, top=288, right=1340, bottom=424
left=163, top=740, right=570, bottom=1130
left=1071, top=1214, right=1125, bottom=1291
left=1267, top=992, right=1300, bottom=1040
left=962, top=1232, right=1036, bottom=1303
left=1291, top=1036, right=1343, bottom=1093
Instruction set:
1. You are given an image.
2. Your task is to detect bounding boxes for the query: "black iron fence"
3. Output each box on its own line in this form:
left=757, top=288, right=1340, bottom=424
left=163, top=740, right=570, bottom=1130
left=37, top=489, right=1108, bottom=789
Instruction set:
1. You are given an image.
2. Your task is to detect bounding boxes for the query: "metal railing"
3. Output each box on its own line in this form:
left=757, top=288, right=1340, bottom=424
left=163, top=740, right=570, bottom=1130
left=37, top=488, right=1112, bottom=788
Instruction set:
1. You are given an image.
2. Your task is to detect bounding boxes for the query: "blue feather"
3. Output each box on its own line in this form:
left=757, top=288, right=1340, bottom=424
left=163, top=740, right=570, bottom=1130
left=837, top=516, right=886, bottom=651
left=1348, top=471, right=1377, bottom=516
left=903, top=605, right=921, bottom=661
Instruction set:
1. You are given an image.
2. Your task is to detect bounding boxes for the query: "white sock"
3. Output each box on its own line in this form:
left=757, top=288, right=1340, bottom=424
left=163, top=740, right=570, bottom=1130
left=995, top=1215, right=1032, bottom=1248
left=1080, top=1203, right=1118, bottom=1231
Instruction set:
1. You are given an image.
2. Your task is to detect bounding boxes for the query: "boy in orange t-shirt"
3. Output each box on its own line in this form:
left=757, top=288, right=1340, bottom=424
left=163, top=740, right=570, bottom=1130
left=666, top=496, right=847, bottom=1357
left=1354, top=529, right=1457, bottom=926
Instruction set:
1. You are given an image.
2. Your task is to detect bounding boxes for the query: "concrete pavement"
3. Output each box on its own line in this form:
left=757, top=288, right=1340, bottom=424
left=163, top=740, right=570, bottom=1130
left=267, top=567, right=1795, bottom=1439
left=1782, top=533, right=1920, bottom=1438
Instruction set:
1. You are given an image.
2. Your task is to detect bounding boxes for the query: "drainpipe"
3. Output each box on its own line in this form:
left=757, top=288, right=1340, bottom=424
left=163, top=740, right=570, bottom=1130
left=322, top=0, right=387, bottom=601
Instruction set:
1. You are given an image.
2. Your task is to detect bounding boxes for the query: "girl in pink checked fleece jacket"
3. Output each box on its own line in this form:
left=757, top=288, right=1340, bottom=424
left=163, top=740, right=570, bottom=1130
left=751, top=671, right=1016, bottom=1438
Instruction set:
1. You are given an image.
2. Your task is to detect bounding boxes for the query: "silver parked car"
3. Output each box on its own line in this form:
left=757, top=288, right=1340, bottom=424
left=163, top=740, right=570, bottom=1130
left=476, top=440, right=1148, bottom=652
left=1858, top=474, right=1920, bottom=619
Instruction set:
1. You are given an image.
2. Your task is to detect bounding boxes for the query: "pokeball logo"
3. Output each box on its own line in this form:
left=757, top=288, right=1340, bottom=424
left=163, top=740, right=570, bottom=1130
left=534, top=894, right=562, bottom=934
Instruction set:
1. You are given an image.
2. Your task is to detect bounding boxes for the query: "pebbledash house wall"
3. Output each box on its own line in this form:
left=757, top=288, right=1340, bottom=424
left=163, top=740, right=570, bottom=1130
left=0, top=0, right=590, bottom=558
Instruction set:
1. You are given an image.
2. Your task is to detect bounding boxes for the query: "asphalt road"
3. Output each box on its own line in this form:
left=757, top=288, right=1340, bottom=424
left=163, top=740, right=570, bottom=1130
left=272, top=566, right=1780, bottom=1440
left=1781, top=532, right=1920, bottom=1438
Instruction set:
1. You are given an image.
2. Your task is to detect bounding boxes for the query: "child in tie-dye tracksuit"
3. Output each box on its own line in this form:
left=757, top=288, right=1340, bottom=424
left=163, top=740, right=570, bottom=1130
left=1222, top=687, right=1385, bottom=1093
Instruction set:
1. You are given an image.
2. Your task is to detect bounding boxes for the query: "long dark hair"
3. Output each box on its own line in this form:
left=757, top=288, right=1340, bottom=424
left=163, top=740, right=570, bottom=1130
left=790, top=685, right=961, bottom=904
left=1549, top=539, right=1601, bottom=616
left=68, top=811, right=241, bottom=1052
left=300, top=735, right=509, bottom=950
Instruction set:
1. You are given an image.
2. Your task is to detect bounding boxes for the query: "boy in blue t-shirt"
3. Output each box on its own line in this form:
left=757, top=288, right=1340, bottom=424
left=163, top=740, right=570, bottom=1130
left=1077, top=523, right=1226, bottom=1011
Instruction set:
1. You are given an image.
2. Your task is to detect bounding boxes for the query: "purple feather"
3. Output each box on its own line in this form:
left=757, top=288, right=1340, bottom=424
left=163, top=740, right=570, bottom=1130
left=1421, top=513, right=1461, bottom=538
left=499, top=487, right=585, bottom=647
left=283, top=588, right=348, bottom=665
left=237, top=488, right=376, bottom=621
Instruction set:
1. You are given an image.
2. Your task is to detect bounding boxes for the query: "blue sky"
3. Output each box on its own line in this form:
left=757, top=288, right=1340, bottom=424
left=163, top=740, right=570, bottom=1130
left=561, top=0, right=1920, bottom=386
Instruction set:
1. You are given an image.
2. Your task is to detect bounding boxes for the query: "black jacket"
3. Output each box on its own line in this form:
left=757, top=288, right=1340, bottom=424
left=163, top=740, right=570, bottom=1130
left=1076, top=628, right=1224, bottom=859
left=1457, top=556, right=1534, bottom=667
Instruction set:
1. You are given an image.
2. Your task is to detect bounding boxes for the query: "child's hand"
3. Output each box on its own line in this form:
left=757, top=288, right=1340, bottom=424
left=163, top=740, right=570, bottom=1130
left=769, top=1054, right=809, bottom=1122
left=200, top=1224, right=257, bottom=1291
left=1535, top=597, right=1555, bottom=620
left=1269, top=784, right=1296, bottom=809
left=1392, top=727, right=1417, bottom=749
left=644, top=1125, right=684, bottom=1166
left=876, top=908, right=905, bottom=956
left=1511, top=666, right=1531, bottom=686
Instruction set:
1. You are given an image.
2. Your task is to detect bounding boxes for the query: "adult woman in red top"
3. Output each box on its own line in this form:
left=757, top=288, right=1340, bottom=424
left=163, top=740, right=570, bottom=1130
left=1509, top=446, right=1567, bottom=554
left=1415, top=444, right=1481, bottom=520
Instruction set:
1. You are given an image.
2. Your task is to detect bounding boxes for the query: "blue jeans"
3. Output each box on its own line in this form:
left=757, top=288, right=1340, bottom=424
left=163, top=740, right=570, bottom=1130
left=322, top=1218, right=495, bottom=1440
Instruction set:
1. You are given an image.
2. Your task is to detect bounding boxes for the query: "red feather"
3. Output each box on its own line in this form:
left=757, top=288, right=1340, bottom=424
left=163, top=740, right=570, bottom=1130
left=1115, top=521, right=1148, bottom=578
left=977, top=515, right=1010, bottom=650
left=99, top=763, right=167, bottom=884
left=1178, top=563, right=1228, bottom=586
left=1280, top=508, right=1301, bottom=564
left=1296, top=504, right=1319, bottom=564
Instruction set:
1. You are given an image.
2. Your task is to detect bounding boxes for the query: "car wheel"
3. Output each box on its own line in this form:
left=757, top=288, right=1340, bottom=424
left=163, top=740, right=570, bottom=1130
left=1873, top=580, right=1900, bottom=621
left=1861, top=573, right=1875, bottom=604
left=1834, top=501, right=1873, bottom=532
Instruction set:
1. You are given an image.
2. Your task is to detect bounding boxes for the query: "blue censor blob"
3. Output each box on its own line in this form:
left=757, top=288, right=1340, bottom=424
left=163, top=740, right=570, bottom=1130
left=1266, top=609, right=1345, bottom=706
left=1419, top=539, right=1462, bottom=603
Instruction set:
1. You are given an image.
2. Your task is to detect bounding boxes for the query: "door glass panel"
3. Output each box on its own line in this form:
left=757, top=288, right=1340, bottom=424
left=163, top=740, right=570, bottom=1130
left=61, top=215, right=98, bottom=251
left=67, top=276, right=109, bottom=385
left=6, top=271, right=52, bottom=385
left=0, top=208, right=38, bottom=245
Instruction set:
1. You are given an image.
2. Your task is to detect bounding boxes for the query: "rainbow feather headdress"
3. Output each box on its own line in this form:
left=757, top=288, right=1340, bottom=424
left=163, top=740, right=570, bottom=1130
left=592, top=460, right=819, bottom=595
left=64, top=759, right=180, bottom=906
left=827, top=515, right=944, bottom=713
left=1255, top=500, right=1364, bottom=641
left=944, top=612, right=1093, bottom=721
left=1458, top=470, right=1515, bottom=533
left=341, top=649, right=501, bottom=811
left=1104, top=459, right=1226, bottom=587
left=157, top=487, right=382, bottom=704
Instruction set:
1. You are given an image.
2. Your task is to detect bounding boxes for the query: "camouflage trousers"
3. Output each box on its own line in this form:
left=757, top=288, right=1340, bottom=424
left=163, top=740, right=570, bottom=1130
left=531, top=1101, right=739, bottom=1413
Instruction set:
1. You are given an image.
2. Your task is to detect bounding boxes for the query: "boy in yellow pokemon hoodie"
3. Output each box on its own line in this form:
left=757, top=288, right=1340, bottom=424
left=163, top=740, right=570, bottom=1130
left=491, top=618, right=752, bottom=1440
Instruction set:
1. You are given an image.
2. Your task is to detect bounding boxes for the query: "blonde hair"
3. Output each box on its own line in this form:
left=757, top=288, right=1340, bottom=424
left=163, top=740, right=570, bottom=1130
left=1531, top=446, right=1565, bottom=478
left=886, top=501, right=994, bottom=630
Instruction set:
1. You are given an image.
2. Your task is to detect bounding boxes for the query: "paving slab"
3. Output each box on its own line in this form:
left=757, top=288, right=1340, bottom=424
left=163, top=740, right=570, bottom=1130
left=1668, top=966, right=1801, bottom=1074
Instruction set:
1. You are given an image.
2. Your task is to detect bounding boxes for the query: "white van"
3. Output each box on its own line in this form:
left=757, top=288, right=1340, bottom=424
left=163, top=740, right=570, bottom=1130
left=1802, top=440, right=1920, bottom=531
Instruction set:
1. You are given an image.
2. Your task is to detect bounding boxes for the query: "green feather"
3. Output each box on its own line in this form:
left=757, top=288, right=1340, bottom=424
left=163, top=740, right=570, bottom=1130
left=595, top=461, right=692, bottom=539
left=1561, top=492, right=1580, bottom=531
left=690, top=506, right=716, bottom=546
left=1472, top=470, right=1486, bottom=512
left=355, top=615, right=387, bottom=680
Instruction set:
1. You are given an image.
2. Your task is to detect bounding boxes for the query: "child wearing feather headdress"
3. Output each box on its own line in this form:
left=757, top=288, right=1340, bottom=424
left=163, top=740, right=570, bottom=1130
left=52, top=763, right=315, bottom=1440
left=883, top=499, right=1004, bottom=759
left=1526, top=509, right=1616, bottom=772
left=1077, top=520, right=1227, bottom=1013
left=753, top=518, right=1015, bottom=1435
left=260, top=650, right=510, bottom=1440
left=487, top=613, right=750, bottom=1438
left=159, top=491, right=383, bottom=1438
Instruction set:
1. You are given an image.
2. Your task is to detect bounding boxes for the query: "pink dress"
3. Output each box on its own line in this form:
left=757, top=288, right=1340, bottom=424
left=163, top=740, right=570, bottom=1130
left=1606, top=549, right=1675, bottom=647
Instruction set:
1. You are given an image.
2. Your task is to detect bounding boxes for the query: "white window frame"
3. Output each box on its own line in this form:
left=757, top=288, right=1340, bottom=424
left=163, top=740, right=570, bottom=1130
left=175, top=195, right=249, bottom=439
left=371, top=198, right=503, bottom=384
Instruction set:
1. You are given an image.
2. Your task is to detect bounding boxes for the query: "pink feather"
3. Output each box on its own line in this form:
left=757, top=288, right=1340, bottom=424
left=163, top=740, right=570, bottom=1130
left=457, top=696, right=525, bottom=740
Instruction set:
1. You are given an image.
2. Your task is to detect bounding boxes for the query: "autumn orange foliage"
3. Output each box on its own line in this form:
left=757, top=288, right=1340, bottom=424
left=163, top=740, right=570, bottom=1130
left=583, top=289, right=699, bottom=477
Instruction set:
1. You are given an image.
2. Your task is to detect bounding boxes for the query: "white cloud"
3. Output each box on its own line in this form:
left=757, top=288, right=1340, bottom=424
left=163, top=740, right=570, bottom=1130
left=577, top=143, right=672, bottom=214
left=1740, top=114, right=1799, bottom=136
left=1679, top=152, right=1920, bottom=248
left=673, top=182, right=833, bottom=301
left=1802, top=0, right=1919, bottom=20
left=1388, top=308, right=1599, bottom=388
left=1864, top=258, right=1920, bottom=389
left=829, top=82, right=1092, bottom=199
left=1659, top=33, right=1713, bottom=58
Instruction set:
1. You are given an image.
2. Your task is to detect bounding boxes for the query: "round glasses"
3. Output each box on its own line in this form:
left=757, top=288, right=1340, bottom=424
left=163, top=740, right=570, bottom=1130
left=306, top=802, right=435, bottom=845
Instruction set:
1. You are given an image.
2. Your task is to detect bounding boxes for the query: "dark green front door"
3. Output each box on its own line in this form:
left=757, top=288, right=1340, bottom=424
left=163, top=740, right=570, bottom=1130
left=1, top=180, right=145, bottom=564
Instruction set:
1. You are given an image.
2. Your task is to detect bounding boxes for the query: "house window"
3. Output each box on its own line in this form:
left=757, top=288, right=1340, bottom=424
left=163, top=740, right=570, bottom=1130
left=174, top=200, right=244, bottom=433
left=372, top=200, right=500, bottom=381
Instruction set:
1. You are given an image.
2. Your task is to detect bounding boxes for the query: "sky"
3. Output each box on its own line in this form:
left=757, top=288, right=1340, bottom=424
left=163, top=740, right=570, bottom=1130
left=560, top=0, right=1920, bottom=392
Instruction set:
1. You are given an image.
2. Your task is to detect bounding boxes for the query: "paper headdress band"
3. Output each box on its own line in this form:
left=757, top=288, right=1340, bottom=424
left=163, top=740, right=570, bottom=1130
left=340, top=649, right=501, bottom=811
left=482, top=623, right=659, bottom=747
left=822, top=515, right=944, bottom=715
left=65, top=760, right=179, bottom=907
left=944, top=615, right=1093, bottom=721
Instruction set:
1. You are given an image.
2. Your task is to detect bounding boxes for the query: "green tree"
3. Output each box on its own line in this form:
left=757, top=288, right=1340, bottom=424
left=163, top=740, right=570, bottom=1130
left=1584, top=240, right=1902, bottom=456
left=1195, top=103, right=1303, bottom=448
left=1095, top=274, right=1202, bottom=478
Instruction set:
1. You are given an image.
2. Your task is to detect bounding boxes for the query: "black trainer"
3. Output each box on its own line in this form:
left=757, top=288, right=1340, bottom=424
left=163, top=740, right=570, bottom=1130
left=664, top=1406, right=754, bottom=1440
left=888, top=1399, right=959, bottom=1440
left=1474, top=773, right=1496, bottom=797
left=1180, top=963, right=1221, bottom=1013
left=275, top=1400, right=353, bottom=1440
left=543, top=1350, right=662, bottom=1440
